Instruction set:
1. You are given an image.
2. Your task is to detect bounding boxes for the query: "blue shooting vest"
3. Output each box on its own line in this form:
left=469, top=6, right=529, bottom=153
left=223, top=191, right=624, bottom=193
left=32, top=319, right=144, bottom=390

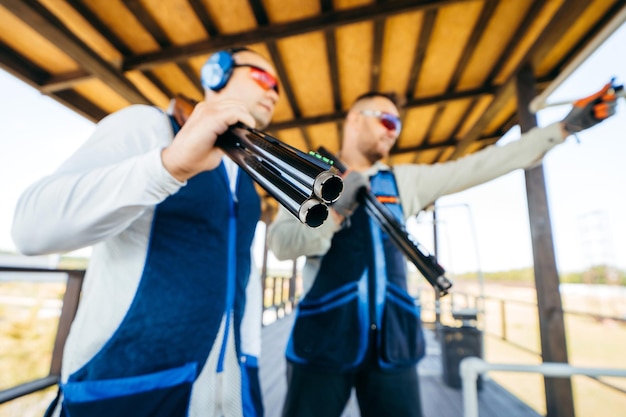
left=59, top=116, right=261, bottom=417
left=286, top=170, right=425, bottom=371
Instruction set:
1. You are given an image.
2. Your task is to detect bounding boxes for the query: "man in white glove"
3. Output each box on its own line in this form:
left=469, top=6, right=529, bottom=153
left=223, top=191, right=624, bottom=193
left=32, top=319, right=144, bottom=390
left=267, top=83, right=618, bottom=417
left=329, top=170, right=369, bottom=219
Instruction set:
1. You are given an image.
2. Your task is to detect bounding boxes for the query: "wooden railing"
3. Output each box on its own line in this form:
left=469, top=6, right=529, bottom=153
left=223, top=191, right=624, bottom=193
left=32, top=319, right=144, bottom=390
left=0, top=267, right=84, bottom=407
left=416, top=286, right=626, bottom=401
left=0, top=266, right=297, bottom=411
left=262, top=273, right=300, bottom=325
left=7, top=265, right=624, bottom=415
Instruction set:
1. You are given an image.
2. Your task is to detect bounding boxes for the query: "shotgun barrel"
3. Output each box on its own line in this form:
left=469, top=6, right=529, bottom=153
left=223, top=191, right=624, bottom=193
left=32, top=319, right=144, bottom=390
left=217, top=133, right=330, bottom=228
left=226, top=123, right=343, bottom=204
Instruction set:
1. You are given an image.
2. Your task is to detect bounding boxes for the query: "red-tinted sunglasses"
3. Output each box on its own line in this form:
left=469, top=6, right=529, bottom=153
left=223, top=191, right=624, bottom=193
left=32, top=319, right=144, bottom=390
left=235, top=64, right=280, bottom=94
left=360, top=110, right=402, bottom=135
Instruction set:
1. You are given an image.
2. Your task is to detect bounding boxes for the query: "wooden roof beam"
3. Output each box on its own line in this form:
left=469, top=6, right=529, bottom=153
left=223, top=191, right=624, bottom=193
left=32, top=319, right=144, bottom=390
left=528, top=0, right=599, bottom=71
left=321, top=0, right=341, bottom=110
left=246, top=0, right=314, bottom=150
left=370, top=16, right=384, bottom=91
left=0, top=42, right=48, bottom=86
left=392, top=132, right=504, bottom=156
left=325, top=28, right=342, bottom=112
left=53, top=89, right=108, bottom=122
left=426, top=0, right=498, bottom=163
left=404, top=7, right=436, bottom=163
left=122, top=0, right=203, bottom=94
left=449, top=0, right=590, bottom=160
left=404, top=8, right=436, bottom=97
left=40, top=70, right=92, bottom=93
left=446, top=0, right=499, bottom=91
left=67, top=0, right=134, bottom=56
left=445, top=0, right=549, bottom=159
left=0, top=0, right=149, bottom=105
left=268, top=86, right=497, bottom=130
left=321, top=0, right=343, bottom=147
left=186, top=0, right=220, bottom=37
left=123, top=0, right=476, bottom=71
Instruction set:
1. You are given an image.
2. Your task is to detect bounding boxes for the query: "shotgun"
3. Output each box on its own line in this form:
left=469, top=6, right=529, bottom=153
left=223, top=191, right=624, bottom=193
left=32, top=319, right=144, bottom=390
left=171, top=95, right=343, bottom=228
left=317, top=146, right=453, bottom=296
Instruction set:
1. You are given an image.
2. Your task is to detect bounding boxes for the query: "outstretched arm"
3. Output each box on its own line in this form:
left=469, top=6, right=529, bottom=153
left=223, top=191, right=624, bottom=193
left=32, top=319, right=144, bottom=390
left=267, top=205, right=342, bottom=261
left=396, top=80, right=621, bottom=216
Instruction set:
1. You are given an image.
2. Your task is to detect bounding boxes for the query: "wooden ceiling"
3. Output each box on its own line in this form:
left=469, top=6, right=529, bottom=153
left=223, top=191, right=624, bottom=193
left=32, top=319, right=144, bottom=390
left=1, top=0, right=624, bottom=168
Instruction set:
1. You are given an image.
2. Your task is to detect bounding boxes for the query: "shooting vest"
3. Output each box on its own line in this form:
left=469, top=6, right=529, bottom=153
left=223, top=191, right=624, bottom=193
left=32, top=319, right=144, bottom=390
left=286, top=170, right=425, bottom=371
left=57, top=116, right=261, bottom=417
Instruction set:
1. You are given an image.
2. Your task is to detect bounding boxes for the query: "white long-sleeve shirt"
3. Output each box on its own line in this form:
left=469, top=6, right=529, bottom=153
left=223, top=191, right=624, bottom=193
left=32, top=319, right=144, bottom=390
left=268, top=122, right=565, bottom=292
left=12, top=104, right=259, bottom=417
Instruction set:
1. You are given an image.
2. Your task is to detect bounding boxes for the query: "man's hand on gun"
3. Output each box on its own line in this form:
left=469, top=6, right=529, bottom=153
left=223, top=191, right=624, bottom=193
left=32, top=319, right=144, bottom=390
left=163, top=97, right=256, bottom=181
left=562, top=79, right=622, bottom=135
left=330, top=171, right=369, bottom=219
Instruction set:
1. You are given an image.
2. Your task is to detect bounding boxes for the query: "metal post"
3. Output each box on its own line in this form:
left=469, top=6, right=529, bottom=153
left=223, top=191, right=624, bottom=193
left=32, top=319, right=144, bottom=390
left=433, top=205, right=441, bottom=330
left=49, top=270, right=84, bottom=376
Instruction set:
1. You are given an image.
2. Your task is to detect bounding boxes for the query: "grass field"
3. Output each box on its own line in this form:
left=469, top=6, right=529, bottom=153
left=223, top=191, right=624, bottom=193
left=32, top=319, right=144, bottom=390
left=0, top=281, right=63, bottom=417
left=418, top=279, right=626, bottom=417
left=1, top=278, right=625, bottom=416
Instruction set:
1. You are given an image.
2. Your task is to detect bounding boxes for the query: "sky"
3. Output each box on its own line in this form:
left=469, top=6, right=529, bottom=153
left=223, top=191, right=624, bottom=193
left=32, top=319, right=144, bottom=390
left=1, top=22, right=626, bottom=275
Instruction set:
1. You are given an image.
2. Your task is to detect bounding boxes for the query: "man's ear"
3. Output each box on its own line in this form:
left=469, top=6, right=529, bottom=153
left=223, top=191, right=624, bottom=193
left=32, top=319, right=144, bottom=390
left=345, top=109, right=361, bottom=130
left=342, top=110, right=363, bottom=145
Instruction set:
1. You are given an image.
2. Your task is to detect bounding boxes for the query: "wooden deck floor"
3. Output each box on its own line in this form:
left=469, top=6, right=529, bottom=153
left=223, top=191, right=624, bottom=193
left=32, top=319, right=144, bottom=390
left=259, top=313, right=542, bottom=417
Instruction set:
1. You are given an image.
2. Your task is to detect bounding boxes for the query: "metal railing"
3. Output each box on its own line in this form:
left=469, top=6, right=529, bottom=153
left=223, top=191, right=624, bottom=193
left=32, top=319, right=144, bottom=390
left=0, top=267, right=84, bottom=405
left=262, top=273, right=300, bottom=325
left=460, top=357, right=626, bottom=417
left=0, top=266, right=296, bottom=412
left=416, top=285, right=626, bottom=415
left=4, top=264, right=624, bottom=417
left=0, top=267, right=298, bottom=412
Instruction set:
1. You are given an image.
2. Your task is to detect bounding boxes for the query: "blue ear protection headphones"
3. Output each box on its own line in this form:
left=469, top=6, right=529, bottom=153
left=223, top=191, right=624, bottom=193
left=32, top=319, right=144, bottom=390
left=200, top=48, right=249, bottom=92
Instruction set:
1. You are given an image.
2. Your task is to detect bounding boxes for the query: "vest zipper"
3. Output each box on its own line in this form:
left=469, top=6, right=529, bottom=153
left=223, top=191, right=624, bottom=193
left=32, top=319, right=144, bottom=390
left=369, top=217, right=388, bottom=332
left=215, top=177, right=238, bottom=416
left=217, top=199, right=237, bottom=373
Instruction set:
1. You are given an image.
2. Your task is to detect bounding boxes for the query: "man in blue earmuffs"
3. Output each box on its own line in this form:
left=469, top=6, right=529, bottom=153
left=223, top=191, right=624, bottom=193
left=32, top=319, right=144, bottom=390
left=12, top=47, right=279, bottom=417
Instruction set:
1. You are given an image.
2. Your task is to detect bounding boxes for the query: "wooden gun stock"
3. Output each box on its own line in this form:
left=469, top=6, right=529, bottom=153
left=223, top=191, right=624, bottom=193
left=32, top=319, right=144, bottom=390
left=172, top=94, right=197, bottom=128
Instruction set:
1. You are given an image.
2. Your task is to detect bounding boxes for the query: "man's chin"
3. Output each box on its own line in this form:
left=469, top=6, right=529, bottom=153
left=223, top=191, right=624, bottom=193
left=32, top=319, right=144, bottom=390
left=376, top=146, right=392, bottom=159
left=253, top=114, right=272, bottom=130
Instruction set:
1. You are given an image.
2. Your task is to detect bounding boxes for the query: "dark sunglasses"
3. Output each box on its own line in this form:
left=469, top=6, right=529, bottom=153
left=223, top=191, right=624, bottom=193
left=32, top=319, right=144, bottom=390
left=360, top=110, right=402, bottom=135
left=234, top=64, right=280, bottom=94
